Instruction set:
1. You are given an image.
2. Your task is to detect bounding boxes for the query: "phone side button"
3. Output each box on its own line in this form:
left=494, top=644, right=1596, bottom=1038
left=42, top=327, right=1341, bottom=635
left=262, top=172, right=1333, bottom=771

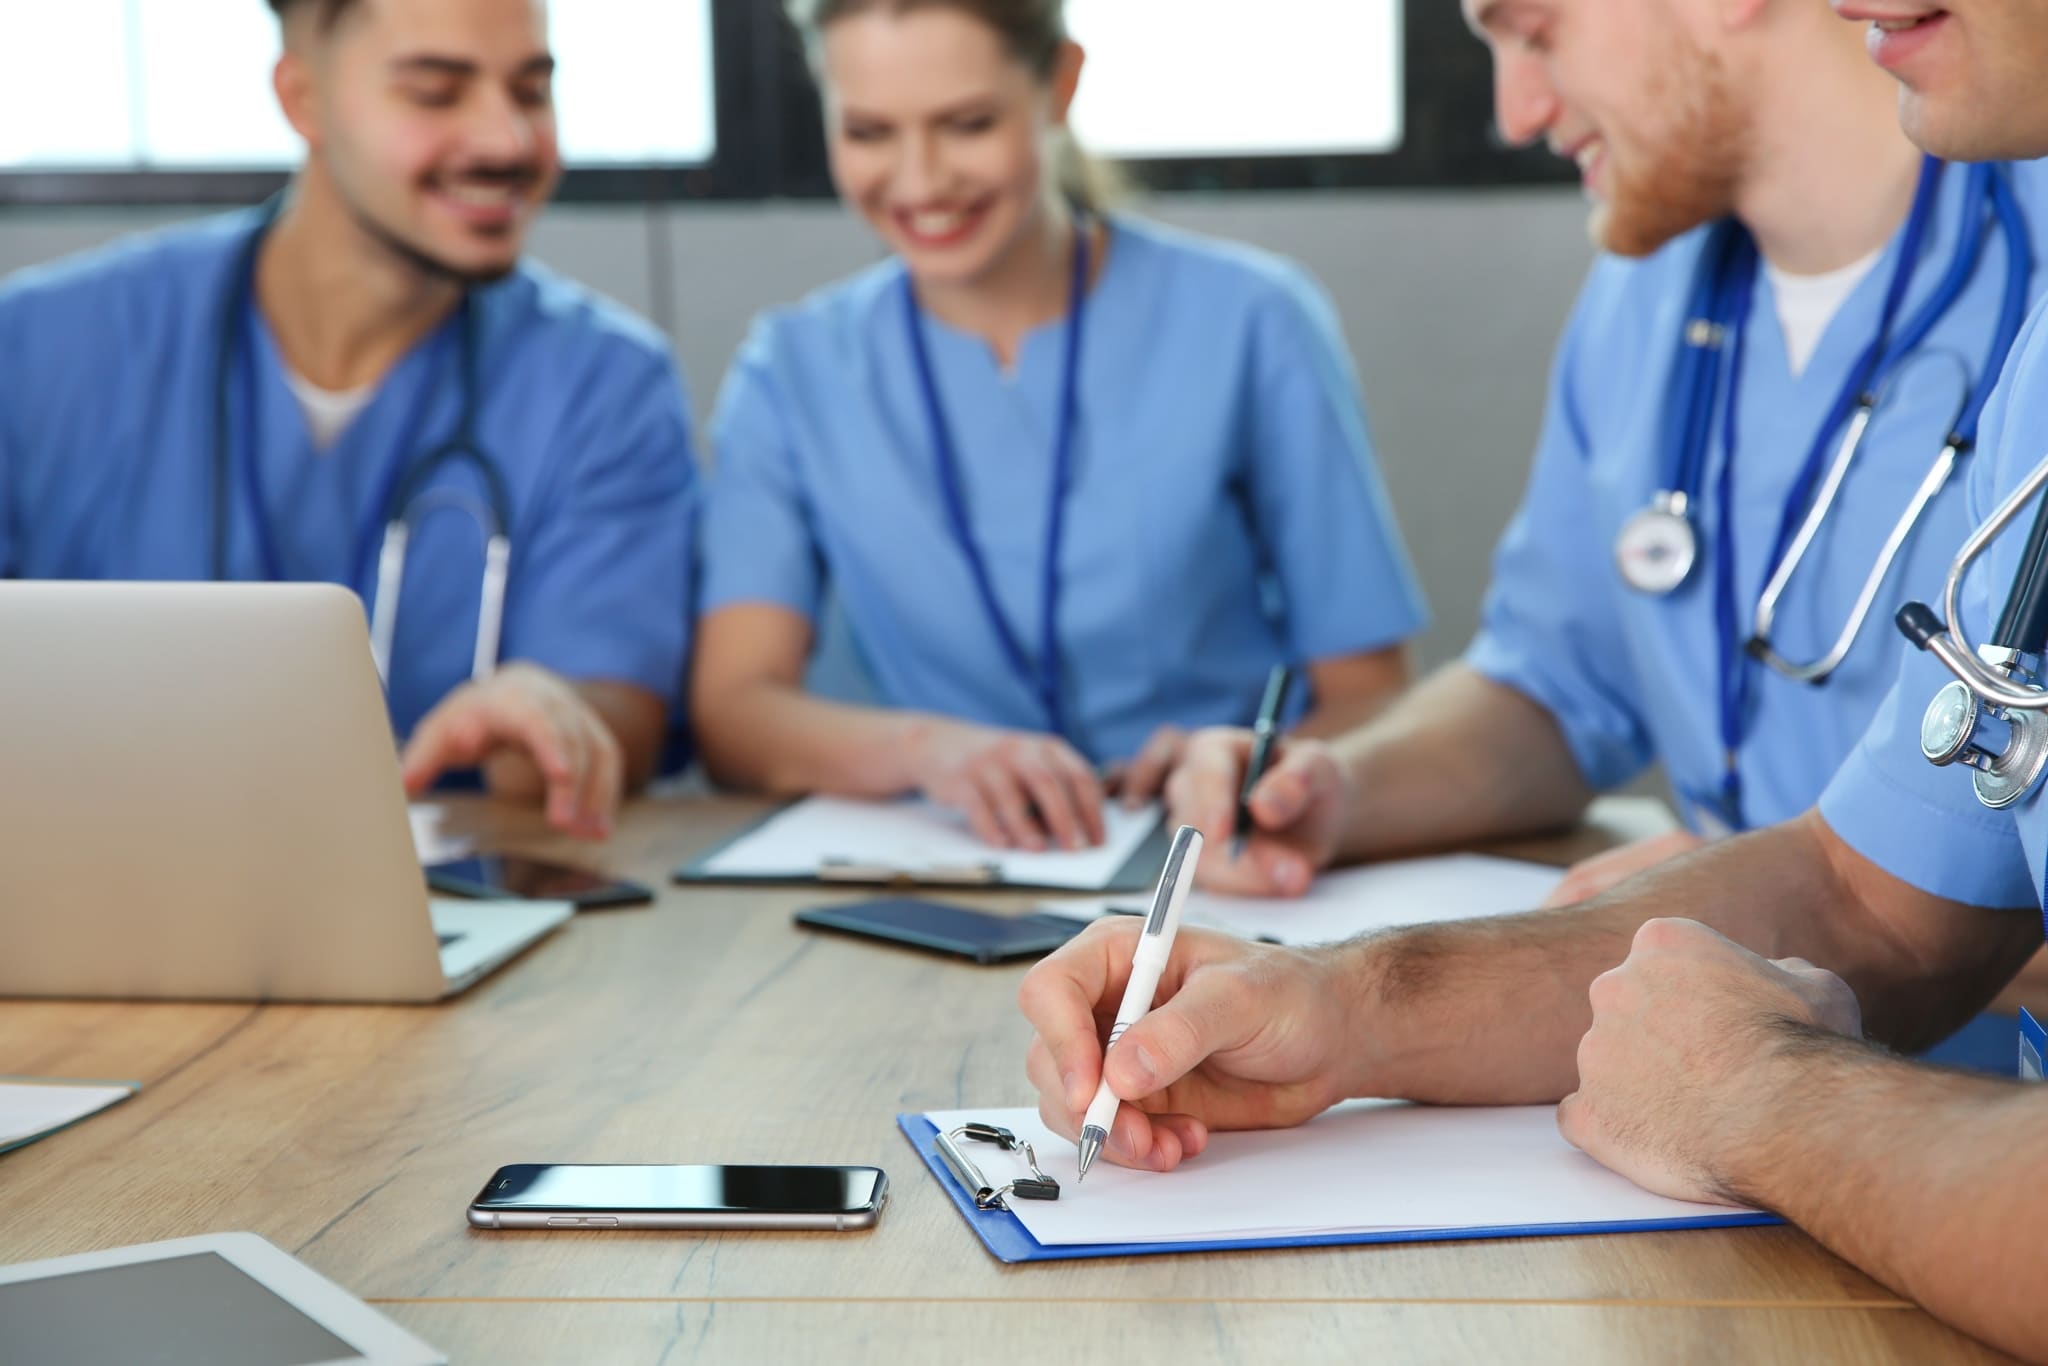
left=586, top=1217, right=618, bottom=1227
left=547, top=1218, right=582, bottom=1227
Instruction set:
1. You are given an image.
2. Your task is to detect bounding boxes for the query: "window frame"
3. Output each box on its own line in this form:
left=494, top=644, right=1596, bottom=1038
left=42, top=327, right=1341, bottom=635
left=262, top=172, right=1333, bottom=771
left=0, top=0, right=1568, bottom=208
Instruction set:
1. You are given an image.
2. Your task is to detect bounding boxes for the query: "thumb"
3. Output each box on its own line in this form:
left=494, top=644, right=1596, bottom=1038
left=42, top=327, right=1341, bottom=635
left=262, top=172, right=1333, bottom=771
left=1102, top=973, right=1249, bottom=1100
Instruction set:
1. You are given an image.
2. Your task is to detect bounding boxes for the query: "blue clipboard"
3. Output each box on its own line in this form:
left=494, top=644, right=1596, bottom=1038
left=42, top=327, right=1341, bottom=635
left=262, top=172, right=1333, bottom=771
left=898, top=1113, right=1779, bottom=1264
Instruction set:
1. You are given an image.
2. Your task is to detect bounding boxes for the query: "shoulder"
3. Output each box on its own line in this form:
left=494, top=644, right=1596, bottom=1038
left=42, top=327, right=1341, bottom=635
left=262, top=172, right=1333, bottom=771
left=731, top=256, right=906, bottom=376
left=483, top=258, right=683, bottom=389
left=1109, top=215, right=1338, bottom=324
left=0, top=209, right=255, bottom=335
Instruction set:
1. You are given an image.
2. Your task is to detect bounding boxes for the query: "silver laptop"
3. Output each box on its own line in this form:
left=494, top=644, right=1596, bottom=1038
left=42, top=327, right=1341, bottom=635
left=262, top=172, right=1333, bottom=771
left=0, top=582, right=572, bottom=1003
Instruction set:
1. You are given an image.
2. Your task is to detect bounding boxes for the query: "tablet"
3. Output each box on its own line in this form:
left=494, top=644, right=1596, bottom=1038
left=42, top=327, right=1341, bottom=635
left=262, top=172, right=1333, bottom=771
left=0, top=1232, right=445, bottom=1366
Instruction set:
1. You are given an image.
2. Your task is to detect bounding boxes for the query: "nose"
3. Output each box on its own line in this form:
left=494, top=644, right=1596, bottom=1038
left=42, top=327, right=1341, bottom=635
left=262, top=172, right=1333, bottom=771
left=892, top=127, right=950, bottom=203
left=1492, top=49, right=1562, bottom=149
left=461, top=85, right=541, bottom=166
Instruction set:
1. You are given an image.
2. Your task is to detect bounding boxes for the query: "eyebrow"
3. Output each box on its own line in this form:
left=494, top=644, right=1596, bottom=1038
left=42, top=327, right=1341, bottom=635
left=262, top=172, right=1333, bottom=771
left=838, top=95, right=999, bottom=123
left=389, top=54, right=556, bottom=78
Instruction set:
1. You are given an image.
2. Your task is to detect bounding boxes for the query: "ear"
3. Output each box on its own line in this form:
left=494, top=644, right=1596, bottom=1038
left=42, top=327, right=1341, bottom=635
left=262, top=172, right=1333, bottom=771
left=1048, top=39, right=1085, bottom=125
left=273, top=49, right=321, bottom=149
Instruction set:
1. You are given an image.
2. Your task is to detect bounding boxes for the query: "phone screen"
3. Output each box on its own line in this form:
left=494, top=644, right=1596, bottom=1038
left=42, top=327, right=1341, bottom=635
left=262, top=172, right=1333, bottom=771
left=428, top=856, right=649, bottom=904
left=472, top=1165, right=885, bottom=1215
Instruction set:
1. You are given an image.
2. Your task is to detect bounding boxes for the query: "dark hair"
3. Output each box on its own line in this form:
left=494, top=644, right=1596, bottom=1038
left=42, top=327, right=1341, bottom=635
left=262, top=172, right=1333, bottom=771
left=266, top=0, right=360, bottom=30
left=785, top=0, right=1124, bottom=213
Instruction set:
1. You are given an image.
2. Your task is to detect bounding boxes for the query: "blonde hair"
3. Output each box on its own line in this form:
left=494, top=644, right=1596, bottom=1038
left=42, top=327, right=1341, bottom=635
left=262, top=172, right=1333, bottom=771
left=786, top=0, right=1126, bottom=214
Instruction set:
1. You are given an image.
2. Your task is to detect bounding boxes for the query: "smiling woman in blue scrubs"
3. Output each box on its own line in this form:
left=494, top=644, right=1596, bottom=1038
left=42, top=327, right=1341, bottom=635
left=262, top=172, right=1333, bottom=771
left=692, top=0, right=1427, bottom=851
left=0, top=0, right=695, bottom=838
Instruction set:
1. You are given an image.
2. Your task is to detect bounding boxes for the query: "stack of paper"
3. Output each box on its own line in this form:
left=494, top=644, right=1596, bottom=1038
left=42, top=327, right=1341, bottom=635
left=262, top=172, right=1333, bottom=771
left=1, top=1079, right=139, bottom=1157
left=693, top=796, right=1162, bottom=890
left=923, top=1101, right=1751, bottom=1246
left=1040, top=853, right=1563, bottom=946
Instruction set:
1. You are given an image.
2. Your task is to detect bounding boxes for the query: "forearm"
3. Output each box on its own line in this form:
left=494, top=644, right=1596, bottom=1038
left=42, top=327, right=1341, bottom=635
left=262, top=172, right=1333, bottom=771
left=1292, top=647, right=1412, bottom=741
left=1327, top=664, right=1595, bottom=861
left=694, top=680, right=931, bottom=798
left=1734, top=1035, right=2048, bottom=1364
left=1338, top=813, right=1996, bottom=1105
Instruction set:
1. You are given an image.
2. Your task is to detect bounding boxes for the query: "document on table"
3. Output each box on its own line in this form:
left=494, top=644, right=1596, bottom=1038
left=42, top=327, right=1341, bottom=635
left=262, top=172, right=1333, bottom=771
left=687, top=795, right=1164, bottom=890
left=1, top=1078, right=140, bottom=1157
left=922, top=1101, right=1749, bottom=1246
left=1039, top=853, right=1563, bottom=946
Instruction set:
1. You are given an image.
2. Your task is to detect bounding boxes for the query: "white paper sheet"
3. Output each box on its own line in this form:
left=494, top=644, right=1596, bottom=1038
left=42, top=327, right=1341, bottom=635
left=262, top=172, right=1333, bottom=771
left=409, top=803, right=474, bottom=866
left=924, top=1102, right=1748, bottom=1246
left=0, top=1080, right=136, bottom=1152
left=699, top=796, right=1161, bottom=890
left=1039, top=853, right=1563, bottom=946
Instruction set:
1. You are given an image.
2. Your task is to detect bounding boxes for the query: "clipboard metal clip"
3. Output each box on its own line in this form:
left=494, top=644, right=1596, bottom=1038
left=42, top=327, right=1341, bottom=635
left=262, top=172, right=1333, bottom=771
left=936, top=1122, right=1061, bottom=1210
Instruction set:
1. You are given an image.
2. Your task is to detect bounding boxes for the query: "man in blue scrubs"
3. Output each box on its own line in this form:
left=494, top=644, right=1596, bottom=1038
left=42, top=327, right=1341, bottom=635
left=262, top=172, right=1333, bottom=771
left=1017, top=3, right=2048, bottom=1355
left=0, top=0, right=696, bottom=838
left=1165, top=0, right=2048, bottom=906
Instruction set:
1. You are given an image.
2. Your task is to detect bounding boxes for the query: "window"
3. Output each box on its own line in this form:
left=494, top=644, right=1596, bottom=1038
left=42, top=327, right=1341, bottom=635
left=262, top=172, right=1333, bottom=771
left=0, top=0, right=716, bottom=171
left=1066, top=0, right=1402, bottom=160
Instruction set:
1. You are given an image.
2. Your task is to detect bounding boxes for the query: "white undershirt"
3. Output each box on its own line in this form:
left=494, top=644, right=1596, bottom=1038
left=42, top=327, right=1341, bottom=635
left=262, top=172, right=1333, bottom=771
left=282, top=367, right=378, bottom=452
left=1763, top=246, right=1884, bottom=378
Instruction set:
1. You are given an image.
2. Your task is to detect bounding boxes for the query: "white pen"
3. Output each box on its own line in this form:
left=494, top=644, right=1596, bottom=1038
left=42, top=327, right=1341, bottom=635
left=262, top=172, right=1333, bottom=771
left=1077, top=824, right=1204, bottom=1182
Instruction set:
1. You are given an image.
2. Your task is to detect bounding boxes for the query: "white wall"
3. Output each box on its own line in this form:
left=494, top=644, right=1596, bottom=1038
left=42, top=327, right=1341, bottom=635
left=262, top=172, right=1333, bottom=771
left=0, top=187, right=1596, bottom=669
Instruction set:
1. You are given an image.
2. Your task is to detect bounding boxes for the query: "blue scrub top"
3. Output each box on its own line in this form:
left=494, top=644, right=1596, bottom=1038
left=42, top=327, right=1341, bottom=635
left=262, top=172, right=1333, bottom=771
left=0, top=209, right=698, bottom=741
left=1467, top=160, right=2048, bottom=834
left=698, top=216, right=1428, bottom=765
left=1820, top=291, right=2048, bottom=912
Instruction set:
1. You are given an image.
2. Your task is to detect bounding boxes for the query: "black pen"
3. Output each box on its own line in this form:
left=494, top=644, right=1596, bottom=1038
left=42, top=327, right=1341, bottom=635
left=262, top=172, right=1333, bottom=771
left=1232, top=665, right=1295, bottom=861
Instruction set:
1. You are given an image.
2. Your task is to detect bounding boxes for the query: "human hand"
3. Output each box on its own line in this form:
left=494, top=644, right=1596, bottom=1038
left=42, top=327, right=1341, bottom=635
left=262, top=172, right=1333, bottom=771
left=1018, top=918, right=1362, bottom=1172
left=1558, top=918, right=1863, bottom=1205
left=1103, top=724, right=1186, bottom=809
left=400, top=663, right=623, bottom=839
left=1541, top=831, right=1707, bottom=908
left=911, top=719, right=1106, bottom=851
left=1163, top=728, right=1350, bottom=897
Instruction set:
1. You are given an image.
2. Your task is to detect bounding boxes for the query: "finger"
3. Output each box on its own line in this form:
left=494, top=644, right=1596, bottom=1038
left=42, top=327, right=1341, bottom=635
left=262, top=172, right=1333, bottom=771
left=1164, top=730, right=1255, bottom=844
left=1026, top=1038, right=1083, bottom=1139
left=399, top=697, right=492, bottom=794
left=571, top=719, right=623, bottom=839
left=1106, top=1106, right=1186, bottom=1173
left=1054, top=746, right=1109, bottom=844
left=1015, top=758, right=1086, bottom=852
left=1118, top=727, right=1183, bottom=808
left=974, top=764, right=1046, bottom=852
left=1102, top=969, right=1259, bottom=1101
left=1246, top=743, right=1335, bottom=831
left=537, top=702, right=592, bottom=834
left=947, top=778, right=1009, bottom=850
left=1017, top=921, right=1142, bottom=1101
left=1150, top=1112, right=1210, bottom=1161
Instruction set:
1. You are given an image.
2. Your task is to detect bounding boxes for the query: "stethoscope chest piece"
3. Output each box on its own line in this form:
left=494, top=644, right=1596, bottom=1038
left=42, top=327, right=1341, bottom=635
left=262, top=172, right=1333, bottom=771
left=1615, top=491, right=1698, bottom=595
left=1919, top=659, right=2048, bottom=810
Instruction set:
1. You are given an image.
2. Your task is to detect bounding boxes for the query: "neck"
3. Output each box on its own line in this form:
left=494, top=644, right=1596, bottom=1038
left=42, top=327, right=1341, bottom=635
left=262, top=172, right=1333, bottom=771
left=1732, top=28, right=1926, bottom=275
left=255, top=167, right=463, bottom=392
left=914, top=198, right=1090, bottom=368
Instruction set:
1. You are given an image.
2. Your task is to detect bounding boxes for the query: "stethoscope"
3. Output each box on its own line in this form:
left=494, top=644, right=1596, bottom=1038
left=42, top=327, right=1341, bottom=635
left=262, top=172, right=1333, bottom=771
left=1612, top=158, right=2032, bottom=830
left=902, top=219, right=1090, bottom=743
left=214, top=197, right=514, bottom=690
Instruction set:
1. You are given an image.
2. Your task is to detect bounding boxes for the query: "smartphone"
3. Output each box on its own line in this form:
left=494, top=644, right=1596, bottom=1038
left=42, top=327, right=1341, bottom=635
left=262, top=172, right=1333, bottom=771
left=466, top=1164, right=889, bottom=1231
left=426, top=855, right=654, bottom=908
left=794, top=898, right=1086, bottom=964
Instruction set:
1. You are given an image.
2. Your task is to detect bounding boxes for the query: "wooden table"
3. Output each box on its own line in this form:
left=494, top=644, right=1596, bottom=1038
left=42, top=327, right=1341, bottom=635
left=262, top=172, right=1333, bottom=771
left=0, top=796, right=2013, bottom=1364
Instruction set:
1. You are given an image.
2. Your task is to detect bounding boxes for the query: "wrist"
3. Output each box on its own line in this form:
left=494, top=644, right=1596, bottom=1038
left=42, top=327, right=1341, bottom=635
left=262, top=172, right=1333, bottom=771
left=890, top=712, right=965, bottom=792
left=1317, top=937, right=1395, bottom=1101
left=1714, top=1022, right=1873, bottom=1207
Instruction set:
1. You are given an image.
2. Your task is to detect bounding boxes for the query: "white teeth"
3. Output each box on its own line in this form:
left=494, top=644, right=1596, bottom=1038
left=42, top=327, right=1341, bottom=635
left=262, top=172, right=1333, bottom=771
left=908, top=209, right=969, bottom=236
left=1575, top=142, right=1600, bottom=170
left=445, top=183, right=516, bottom=206
left=1873, top=16, right=1924, bottom=29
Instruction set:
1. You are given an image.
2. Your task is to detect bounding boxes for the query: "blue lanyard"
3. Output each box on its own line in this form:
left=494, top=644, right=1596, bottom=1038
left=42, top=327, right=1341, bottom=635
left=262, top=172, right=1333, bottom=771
left=231, top=282, right=461, bottom=592
left=902, top=225, right=1091, bottom=742
left=1705, top=158, right=2033, bottom=829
